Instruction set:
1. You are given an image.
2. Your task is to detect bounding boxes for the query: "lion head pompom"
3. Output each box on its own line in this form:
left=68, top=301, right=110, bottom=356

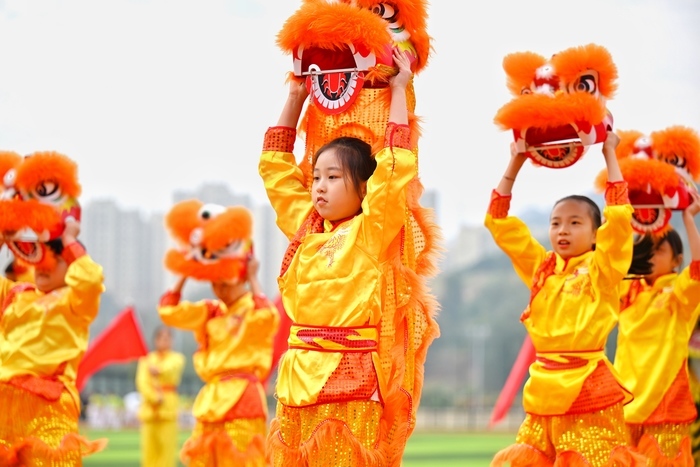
left=495, top=43, right=617, bottom=169
left=164, top=199, right=254, bottom=283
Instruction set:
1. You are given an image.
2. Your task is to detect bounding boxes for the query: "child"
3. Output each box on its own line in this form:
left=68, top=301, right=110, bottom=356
left=135, top=326, right=186, bottom=467
left=258, top=50, right=415, bottom=466
left=158, top=255, right=279, bottom=467
left=485, top=135, right=646, bottom=466
left=614, top=193, right=700, bottom=466
left=0, top=219, right=107, bottom=465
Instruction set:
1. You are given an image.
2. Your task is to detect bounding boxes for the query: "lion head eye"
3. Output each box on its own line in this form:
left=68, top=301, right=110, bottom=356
left=568, top=73, right=598, bottom=95
left=371, top=3, right=396, bottom=21
left=661, top=153, right=687, bottom=169
left=521, top=88, right=532, bottom=95
left=197, top=203, right=225, bottom=221
left=31, top=180, right=61, bottom=203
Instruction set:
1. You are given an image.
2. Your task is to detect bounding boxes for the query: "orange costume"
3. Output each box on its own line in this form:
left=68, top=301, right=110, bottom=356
left=0, top=253, right=106, bottom=465
left=0, top=150, right=106, bottom=466
left=485, top=182, right=645, bottom=466
left=158, top=291, right=279, bottom=467
left=260, top=121, right=427, bottom=467
left=615, top=262, right=700, bottom=465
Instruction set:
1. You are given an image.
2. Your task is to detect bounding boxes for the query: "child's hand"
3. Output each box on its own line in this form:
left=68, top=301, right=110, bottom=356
left=389, top=49, right=413, bottom=91
left=246, top=256, right=260, bottom=282
left=602, top=131, right=620, bottom=154
left=685, top=191, right=700, bottom=218
left=510, top=142, right=528, bottom=164
left=62, top=218, right=81, bottom=243
left=288, top=79, right=309, bottom=103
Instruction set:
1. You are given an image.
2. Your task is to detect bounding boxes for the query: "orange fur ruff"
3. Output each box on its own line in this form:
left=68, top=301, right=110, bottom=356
left=15, top=151, right=81, bottom=198
left=495, top=92, right=607, bottom=132
left=595, top=158, right=679, bottom=193
left=503, top=52, right=548, bottom=96
left=550, top=43, right=618, bottom=98
left=614, top=130, right=646, bottom=160
left=651, top=125, right=700, bottom=180
left=164, top=199, right=253, bottom=282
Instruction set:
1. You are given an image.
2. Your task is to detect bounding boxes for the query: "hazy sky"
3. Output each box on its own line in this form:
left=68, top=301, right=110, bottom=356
left=1, top=0, right=699, bottom=241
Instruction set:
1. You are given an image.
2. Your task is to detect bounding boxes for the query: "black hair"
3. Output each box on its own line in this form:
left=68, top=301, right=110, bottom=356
left=153, top=326, right=172, bottom=342
left=553, top=195, right=602, bottom=229
left=45, top=239, right=86, bottom=257
left=312, top=137, right=377, bottom=198
left=628, top=234, right=654, bottom=276
left=657, top=229, right=684, bottom=259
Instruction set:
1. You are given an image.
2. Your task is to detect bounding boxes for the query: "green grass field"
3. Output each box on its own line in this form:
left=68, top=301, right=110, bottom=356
left=82, top=429, right=514, bottom=466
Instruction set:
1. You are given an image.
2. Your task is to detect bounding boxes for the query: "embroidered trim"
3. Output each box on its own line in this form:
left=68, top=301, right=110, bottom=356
left=690, top=260, right=700, bottom=281
left=385, top=123, right=411, bottom=150
left=605, top=181, right=630, bottom=205
left=488, top=189, right=512, bottom=219
left=263, top=126, right=296, bottom=153
left=159, top=290, right=181, bottom=307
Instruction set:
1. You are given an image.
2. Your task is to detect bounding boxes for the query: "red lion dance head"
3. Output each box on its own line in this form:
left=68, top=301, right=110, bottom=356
left=494, top=43, right=618, bottom=168
left=164, top=199, right=254, bottom=283
left=277, top=0, right=431, bottom=184
left=595, top=126, right=700, bottom=235
left=0, top=151, right=81, bottom=271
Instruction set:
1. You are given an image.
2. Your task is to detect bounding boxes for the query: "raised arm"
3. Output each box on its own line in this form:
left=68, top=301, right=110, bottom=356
left=63, top=219, right=105, bottom=322
left=592, top=131, right=633, bottom=286
left=259, top=80, right=315, bottom=239
left=683, top=192, right=700, bottom=265
left=361, top=50, right=418, bottom=257
left=484, top=144, right=546, bottom=286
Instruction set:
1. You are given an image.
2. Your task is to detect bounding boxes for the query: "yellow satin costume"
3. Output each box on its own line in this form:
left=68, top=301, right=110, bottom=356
left=485, top=183, right=646, bottom=467
left=158, top=291, right=279, bottom=467
left=0, top=254, right=106, bottom=466
left=615, top=261, right=700, bottom=466
left=259, top=124, right=416, bottom=467
left=136, top=349, right=186, bottom=467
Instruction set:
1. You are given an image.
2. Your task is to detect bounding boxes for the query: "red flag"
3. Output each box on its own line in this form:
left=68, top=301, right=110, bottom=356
left=489, top=335, right=536, bottom=428
left=76, top=306, right=148, bottom=392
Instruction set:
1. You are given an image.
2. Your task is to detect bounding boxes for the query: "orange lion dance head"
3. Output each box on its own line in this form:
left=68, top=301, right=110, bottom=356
left=164, top=200, right=254, bottom=283
left=595, top=126, right=700, bottom=235
left=0, top=151, right=82, bottom=270
left=277, top=0, right=430, bottom=184
left=495, top=43, right=618, bottom=169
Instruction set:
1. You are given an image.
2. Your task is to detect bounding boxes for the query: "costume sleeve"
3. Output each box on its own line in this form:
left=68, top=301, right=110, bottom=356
left=674, top=261, right=700, bottom=323
left=65, top=255, right=105, bottom=322
left=484, top=191, right=547, bottom=288
left=259, top=126, right=314, bottom=240
left=241, top=297, right=281, bottom=380
left=160, top=352, right=186, bottom=386
left=0, top=276, right=14, bottom=305
left=361, top=124, right=418, bottom=258
left=591, top=183, right=634, bottom=290
left=157, top=299, right=212, bottom=332
left=135, top=356, right=159, bottom=404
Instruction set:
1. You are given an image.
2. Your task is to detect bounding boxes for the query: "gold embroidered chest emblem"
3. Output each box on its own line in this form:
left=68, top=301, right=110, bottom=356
left=318, top=226, right=351, bottom=267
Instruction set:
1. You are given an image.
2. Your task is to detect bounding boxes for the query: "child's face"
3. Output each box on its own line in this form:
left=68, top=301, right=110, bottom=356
left=154, top=330, right=172, bottom=352
left=647, top=240, right=681, bottom=281
left=34, top=255, right=68, bottom=293
left=312, top=150, right=364, bottom=222
left=548, top=200, right=597, bottom=260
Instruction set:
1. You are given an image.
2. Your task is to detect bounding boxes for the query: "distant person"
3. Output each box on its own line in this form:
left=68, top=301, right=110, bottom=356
left=485, top=133, right=646, bottom=466
left=614, top=195, right=700, bottom=465
left=0, top=219, right=107, bottom=464
left=159, top=257, right=278, bottom=467
left=136, top=326, right=185, bottom=467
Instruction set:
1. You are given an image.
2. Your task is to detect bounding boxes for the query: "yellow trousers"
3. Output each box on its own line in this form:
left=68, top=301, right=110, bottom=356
left=491, top=403, right=646, bottom=466
left=0, top=381, right=105, bottom=466
left=140, top=419, right=179, bottom=467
